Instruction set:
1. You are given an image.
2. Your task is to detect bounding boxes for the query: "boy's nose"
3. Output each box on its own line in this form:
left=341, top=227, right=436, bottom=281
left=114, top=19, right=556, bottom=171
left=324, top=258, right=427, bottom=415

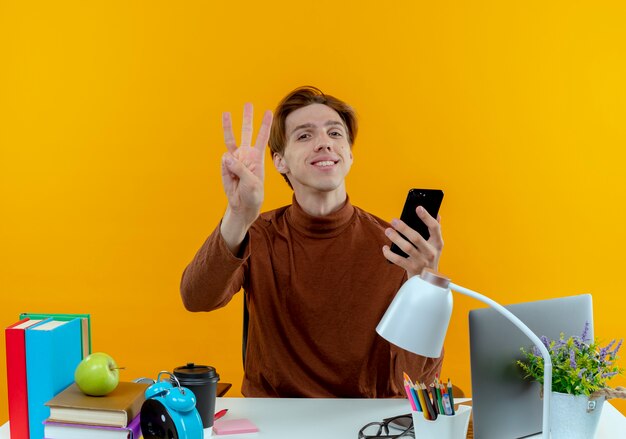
left=314, top=141, right=332, bottom=151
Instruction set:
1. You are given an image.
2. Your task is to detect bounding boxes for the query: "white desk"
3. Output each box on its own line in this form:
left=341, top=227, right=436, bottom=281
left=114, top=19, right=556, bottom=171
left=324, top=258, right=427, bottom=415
left=1, top=397, right=624, bottom=438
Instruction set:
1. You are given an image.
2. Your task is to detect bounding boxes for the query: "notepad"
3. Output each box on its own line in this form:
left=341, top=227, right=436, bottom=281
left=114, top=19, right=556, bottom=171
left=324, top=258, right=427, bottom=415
left=213, top=418, right=259, bottom=435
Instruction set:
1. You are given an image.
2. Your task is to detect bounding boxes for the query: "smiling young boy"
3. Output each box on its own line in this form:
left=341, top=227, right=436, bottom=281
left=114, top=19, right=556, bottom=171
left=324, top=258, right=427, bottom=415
left=181, top=86, right=444, bottom=397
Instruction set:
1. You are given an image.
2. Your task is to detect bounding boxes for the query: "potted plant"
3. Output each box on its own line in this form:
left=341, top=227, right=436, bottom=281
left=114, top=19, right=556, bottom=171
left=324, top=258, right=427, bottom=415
left=518, top=322, right=623, bottom=439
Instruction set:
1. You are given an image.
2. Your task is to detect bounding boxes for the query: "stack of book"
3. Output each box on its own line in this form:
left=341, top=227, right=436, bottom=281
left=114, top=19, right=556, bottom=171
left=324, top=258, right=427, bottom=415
left=5, top=313, right=90, bottom=439
left=43, top=381, right=148, bottom=439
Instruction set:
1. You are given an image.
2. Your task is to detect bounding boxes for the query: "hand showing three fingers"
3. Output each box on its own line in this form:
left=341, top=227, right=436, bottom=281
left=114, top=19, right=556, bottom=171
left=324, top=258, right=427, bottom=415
left=219, top=103, right=273, bottom=254
left=221, top=103, right=273, bottom=226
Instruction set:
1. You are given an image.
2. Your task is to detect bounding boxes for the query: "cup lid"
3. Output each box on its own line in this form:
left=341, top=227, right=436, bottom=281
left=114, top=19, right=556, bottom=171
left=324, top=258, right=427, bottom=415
left=173, top=362, right=219, bottom=380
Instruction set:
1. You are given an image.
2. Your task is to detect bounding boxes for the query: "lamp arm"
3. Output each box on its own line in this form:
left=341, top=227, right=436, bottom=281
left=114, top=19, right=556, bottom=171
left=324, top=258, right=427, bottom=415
left=449, top=282, right=552, bottom=439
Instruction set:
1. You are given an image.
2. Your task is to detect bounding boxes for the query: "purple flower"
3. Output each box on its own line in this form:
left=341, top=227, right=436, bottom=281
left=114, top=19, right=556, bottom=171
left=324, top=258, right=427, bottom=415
left=577, top=368, right=587, bottom=378
left=541, top=335, right=551, bottom=350
left=532, top=346, right=540, bottom=356
left=602, top=371, right=618, bottom=379
left=581, top=321, right=590, bottom=342
left=573, top=337, right=583, bottom=350
left=569, top=349, right=577, bottom=369
left=599, top=340, right=616, bottom=360
left=612, top=339, right=623, bottom=357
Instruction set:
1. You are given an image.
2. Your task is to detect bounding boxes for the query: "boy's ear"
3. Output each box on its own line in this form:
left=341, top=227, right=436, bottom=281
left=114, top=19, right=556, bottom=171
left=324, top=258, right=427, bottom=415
left=273, top=152, right=288, bottom=174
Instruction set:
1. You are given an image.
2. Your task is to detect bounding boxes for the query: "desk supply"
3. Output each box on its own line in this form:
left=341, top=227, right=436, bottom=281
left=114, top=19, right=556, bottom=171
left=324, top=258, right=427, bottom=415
left=447, top=379, right=455, bottom=415
left=433, top=383, right=444, bottom=415
left=140, top=371, right=203, bottom=439
left=441, top=386, right=453, bottom=415
left=399, top=373, right=467, bottom=438
left=173, top=362, right=220, bottom=429
left=402, top=372, right=423, bottom=413
left=411, top=404, right=472, bottom=439
left=415, top=384, right=429, bottom=419
left=213, top=418, right=259, bottom=435
left=402, top=381, right=417, bottom=412
left=43, top=414, right=141, bottom=439
left=26, top=318, right=82, bottom=439
left=19, top=312, right=92, bottom=358
left=46, top=382, right=148, bottom=427
left=421, top=383, right=437, bottom=420
left=214, top=409, right=228, bottom=421
left=404, top=372, right=462, bottom=423
left=4, top=318, right=44, bottom=439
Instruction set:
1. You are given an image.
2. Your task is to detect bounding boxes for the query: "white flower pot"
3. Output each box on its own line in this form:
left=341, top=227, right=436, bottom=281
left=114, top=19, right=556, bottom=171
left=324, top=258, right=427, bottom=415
left=550, top=391, right=604, bottom=439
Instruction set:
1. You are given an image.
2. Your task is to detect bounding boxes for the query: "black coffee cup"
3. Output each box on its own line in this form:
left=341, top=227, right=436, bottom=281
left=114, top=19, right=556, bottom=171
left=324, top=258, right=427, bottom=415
left=173, top=363, right=220, bottom=429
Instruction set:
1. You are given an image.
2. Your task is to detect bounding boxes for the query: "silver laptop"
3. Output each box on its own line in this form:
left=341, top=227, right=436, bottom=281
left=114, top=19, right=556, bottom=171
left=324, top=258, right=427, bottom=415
left=469, top=294, right=593, bottom=439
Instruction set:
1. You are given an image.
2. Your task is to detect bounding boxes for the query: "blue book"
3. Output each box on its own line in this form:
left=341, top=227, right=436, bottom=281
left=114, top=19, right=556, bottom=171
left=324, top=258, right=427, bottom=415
left=25, top=318, right=82, bottom=439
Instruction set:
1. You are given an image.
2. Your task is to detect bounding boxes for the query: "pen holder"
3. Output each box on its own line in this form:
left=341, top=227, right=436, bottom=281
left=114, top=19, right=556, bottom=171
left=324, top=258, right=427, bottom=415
left=411, top=405, right=472, bottom=439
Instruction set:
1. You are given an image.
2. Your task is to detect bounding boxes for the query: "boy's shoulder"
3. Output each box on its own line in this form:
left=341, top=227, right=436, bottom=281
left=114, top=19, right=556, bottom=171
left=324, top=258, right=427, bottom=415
left=353, top=205, right=392, bottom=230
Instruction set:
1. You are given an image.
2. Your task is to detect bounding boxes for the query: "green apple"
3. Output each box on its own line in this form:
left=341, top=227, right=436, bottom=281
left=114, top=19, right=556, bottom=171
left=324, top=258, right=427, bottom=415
left=74, top=352, right=120, bottom=396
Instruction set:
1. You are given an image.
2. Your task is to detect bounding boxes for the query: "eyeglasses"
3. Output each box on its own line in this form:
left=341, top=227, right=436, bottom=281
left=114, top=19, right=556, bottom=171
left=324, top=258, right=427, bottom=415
left=357, top=414, right=414, bottom=439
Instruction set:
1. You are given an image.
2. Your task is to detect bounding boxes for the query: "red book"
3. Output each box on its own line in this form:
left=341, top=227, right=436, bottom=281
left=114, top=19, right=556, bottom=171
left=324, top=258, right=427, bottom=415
left=4, top=318, right=45, bottom=439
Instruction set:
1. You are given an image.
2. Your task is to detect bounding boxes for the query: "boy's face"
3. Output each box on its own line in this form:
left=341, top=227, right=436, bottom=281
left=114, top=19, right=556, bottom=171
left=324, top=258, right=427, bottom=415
left=273, top=103, right=353, bottom=195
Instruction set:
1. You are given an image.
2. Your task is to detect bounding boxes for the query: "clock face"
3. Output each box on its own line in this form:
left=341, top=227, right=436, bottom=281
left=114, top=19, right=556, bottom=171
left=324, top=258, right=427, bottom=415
left=140, top=399, right=180, bottom=439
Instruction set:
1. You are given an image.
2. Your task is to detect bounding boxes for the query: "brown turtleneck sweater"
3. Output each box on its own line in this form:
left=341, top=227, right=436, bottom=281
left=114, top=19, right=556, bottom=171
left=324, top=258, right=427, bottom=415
left=181, top=197, right=443, bottom=397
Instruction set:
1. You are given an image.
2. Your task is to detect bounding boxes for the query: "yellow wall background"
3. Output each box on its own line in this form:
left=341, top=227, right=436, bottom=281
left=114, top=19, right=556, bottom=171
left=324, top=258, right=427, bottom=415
left=1, top=0, right=625, bottom=420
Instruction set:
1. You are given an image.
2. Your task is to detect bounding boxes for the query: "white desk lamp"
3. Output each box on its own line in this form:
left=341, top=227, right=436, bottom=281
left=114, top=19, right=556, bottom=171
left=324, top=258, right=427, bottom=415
left=376, top=269, right=552, bottom=439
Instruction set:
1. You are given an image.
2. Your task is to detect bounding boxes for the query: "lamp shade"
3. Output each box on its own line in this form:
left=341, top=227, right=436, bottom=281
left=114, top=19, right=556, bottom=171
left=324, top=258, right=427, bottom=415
left=376, top=273, right=452, bottom=358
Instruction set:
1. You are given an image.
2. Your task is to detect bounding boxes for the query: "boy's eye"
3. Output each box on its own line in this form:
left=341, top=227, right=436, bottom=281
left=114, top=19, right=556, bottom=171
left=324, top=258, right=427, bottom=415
left=297, top=133, right=311, bottom=140
left=329, top=131, right=343, bottom=137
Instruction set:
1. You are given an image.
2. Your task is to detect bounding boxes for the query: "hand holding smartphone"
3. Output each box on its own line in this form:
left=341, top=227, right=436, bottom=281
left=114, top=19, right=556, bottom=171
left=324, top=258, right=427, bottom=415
left=389, top=189, right=444, bottom=258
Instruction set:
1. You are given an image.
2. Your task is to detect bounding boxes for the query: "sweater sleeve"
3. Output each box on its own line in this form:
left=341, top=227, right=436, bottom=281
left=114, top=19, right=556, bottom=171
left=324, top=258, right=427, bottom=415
left=180, top=223, right=250, bottom=312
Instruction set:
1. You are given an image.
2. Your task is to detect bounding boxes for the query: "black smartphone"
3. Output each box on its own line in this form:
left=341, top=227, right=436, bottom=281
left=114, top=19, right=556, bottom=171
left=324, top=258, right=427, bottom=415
left=389, top=188, right=444, bottom=258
